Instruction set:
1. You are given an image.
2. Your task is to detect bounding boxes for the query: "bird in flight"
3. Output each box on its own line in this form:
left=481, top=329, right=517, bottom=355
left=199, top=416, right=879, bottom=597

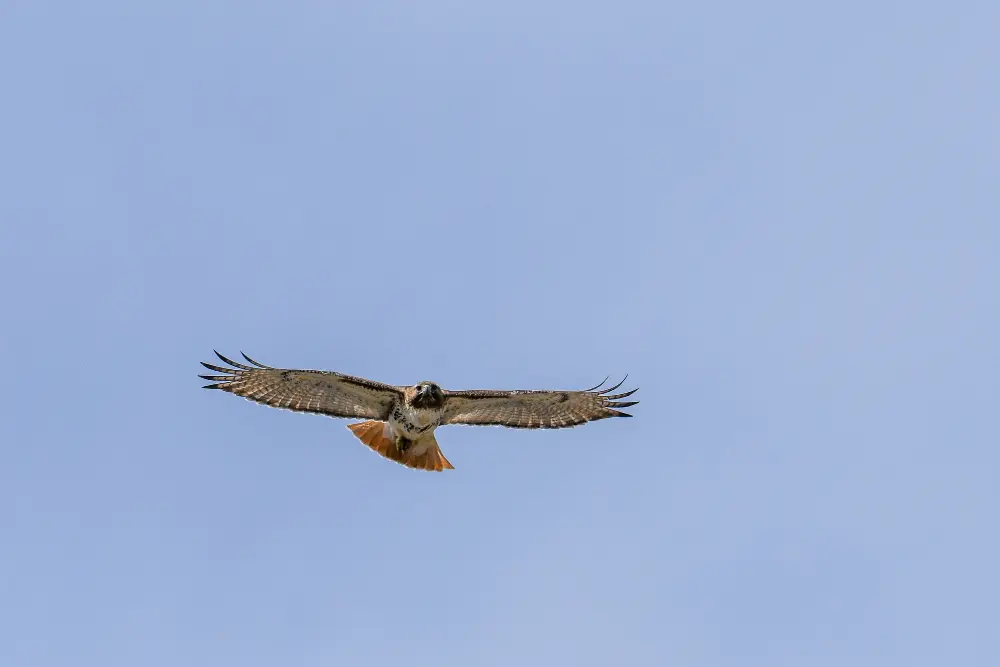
left=199, top=351, right=639, bottom=471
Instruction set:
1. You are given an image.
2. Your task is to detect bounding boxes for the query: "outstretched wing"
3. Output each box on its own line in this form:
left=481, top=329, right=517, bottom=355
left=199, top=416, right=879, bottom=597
left=199, top=351, right=402, bottom=420
left=440, top=377, right=638, bottom=429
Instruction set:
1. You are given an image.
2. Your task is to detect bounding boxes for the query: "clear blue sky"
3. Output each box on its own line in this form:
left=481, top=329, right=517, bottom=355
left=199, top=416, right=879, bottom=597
left=2, top=2, right=998, bottom=665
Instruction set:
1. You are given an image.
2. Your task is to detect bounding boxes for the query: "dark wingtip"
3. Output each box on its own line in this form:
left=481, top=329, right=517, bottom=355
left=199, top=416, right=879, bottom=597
left=583, top=376, right=611, bottom=392
left=213, top=350, right=254, bottom=370
left=605, top=387, right=639, bottom=400
left=240, top=351, right=272, bottom=369
left=600, top=375, right=628, bottom=394
left=201, top=362, right=235, bottom=374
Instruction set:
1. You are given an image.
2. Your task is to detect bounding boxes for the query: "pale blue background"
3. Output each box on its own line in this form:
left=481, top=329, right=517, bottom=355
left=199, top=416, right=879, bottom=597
left=2, top=2, right=998, bottom=665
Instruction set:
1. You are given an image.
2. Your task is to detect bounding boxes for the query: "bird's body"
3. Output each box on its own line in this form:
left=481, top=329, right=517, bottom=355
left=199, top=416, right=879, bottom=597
left=199, top=351, right=638, bottom=472
left=365, top=383, right=451, bottom=469
left=393, top=384, right=446, bottom=438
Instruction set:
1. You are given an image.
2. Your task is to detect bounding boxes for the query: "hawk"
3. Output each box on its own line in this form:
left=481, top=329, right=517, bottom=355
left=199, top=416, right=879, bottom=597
left=199, top=351, right=639, bottom=471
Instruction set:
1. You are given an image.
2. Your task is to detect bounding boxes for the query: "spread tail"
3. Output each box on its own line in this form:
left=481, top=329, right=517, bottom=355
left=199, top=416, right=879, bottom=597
left=347, top=420, right=454, bottom=472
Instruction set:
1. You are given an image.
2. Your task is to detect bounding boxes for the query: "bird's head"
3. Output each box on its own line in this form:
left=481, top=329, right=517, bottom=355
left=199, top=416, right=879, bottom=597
left=410, top=381, right=444, bottom=409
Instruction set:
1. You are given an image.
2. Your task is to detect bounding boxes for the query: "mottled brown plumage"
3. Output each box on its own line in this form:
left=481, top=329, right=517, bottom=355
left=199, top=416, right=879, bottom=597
left=199, top=351, right=638, bottom=471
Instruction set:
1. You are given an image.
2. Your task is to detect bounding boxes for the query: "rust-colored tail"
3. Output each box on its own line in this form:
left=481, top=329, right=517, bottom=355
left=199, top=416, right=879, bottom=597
left=346, top=420, right=454, bottom=472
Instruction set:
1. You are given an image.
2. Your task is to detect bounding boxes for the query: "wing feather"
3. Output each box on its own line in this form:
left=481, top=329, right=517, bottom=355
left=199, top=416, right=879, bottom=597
left=199, top=351, right=402, bottom=420
left=441, top=379, right=638, bottom=429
